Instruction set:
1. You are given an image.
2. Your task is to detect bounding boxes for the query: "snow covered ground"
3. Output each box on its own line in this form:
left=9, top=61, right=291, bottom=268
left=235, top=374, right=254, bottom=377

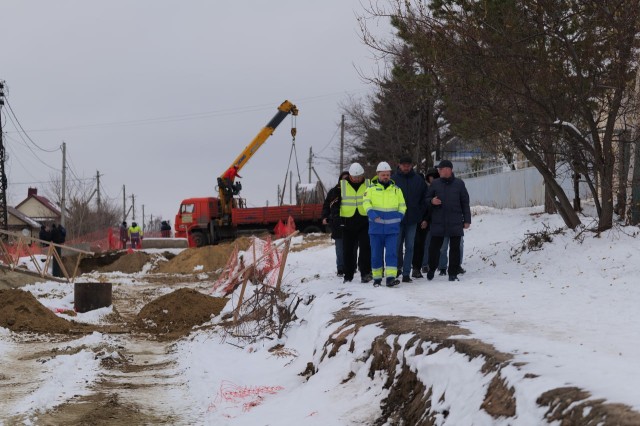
left=2, top=205, right=640, bottom=424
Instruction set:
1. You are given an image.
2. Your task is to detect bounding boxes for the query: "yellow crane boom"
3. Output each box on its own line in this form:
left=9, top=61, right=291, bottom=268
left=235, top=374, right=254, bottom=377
left=218, top=100, right=298, bottom=217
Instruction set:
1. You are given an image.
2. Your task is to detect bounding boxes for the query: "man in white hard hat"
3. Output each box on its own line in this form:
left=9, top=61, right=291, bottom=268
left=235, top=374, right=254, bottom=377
left=339, top=162, right=373, bottom=284
left=363, top=161, right=406, bottom=287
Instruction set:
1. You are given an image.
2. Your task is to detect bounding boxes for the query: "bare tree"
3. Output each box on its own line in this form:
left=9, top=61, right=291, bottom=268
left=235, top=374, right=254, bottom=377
left=364, top=0, right=640, bottom=231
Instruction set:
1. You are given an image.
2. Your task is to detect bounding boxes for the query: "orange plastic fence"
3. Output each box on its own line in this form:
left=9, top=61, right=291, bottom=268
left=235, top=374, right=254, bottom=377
left=4, top=226, right=170, bottom=258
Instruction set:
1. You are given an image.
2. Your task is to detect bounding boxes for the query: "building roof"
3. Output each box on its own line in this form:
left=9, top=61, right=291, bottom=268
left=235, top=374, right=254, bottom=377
left=15, top=190, right=62, bottom=217
left=7, top=206, right=41, bottom=228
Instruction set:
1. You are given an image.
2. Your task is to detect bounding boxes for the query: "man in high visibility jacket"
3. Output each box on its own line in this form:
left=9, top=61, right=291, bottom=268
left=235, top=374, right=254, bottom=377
left=363, top=161, right=407, bottom=287
left=339, top=162, right=373, bottom=283
left=128, top=221, right=143, bottom=249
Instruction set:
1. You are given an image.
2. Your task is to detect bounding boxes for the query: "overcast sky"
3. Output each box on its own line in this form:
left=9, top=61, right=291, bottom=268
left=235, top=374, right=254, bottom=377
left=1, top=1, right=390, bottom=225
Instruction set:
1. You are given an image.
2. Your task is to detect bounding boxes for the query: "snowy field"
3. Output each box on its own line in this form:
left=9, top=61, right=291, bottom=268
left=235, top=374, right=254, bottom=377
left=1, top=205, right=639, bottom=424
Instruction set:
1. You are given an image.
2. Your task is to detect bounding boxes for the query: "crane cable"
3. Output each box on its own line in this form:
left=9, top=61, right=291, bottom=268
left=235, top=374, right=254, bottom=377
left=279, top=115, right=302, bottom=206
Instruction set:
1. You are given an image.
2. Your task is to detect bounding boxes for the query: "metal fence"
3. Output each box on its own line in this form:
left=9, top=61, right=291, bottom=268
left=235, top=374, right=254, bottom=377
left=462, top=163, right=591, bottom=208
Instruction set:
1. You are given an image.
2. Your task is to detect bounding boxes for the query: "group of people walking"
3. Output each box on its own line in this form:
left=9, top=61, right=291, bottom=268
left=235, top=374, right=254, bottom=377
left=322, top=157, right=471, bottom=287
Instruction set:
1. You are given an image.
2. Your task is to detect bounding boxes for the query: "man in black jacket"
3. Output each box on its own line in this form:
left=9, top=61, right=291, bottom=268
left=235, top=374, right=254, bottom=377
left=425, top=160, right=471, bottom=282
left=413, top=167, right=439, bottom=274
left=50, top=223, right=66, bottom=278
left=339, top=163, right=372, bottom=283
left=322, top=171, right=350, bottom=276
left=391, top=156, right=427, bottom=282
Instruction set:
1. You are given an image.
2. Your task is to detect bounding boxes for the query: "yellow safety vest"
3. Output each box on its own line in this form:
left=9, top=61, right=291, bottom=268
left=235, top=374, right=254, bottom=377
left=339, top=179, right=370, bottom=217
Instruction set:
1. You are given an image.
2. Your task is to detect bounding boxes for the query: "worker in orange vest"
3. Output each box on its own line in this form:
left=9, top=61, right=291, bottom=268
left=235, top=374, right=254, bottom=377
left=222, top=165, right=242, bottom=195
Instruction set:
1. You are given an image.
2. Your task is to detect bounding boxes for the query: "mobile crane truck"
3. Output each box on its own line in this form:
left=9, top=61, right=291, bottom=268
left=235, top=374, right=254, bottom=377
left=175, top=100, right=325, bottom=247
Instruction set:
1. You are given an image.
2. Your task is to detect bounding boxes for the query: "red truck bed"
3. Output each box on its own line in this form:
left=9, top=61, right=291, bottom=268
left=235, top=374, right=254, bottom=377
left=231, top=203, right=323, bottom=226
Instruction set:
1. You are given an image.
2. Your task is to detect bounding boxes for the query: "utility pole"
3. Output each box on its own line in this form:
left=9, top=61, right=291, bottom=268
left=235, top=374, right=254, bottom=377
left=96, top=170, right=101, bottom=209
left=142, top=204, right=145, bottom=232
left=340, top=115, right=345, bottom=172
left=308, top=146, right=313, bottom=183
left=0, top=80, right=8, bottom=231
left=61, top=142, right=67, bottom=227
left=122, top=185, right=126, bottom=222
left=131, top=194, right=136, bottom=220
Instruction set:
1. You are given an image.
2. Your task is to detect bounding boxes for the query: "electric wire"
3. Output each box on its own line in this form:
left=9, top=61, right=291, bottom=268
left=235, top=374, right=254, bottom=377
left=5, top=89, right=368, bottom=134
left=4, top=99, right=59, bottom=152
left=314, top=123, right=340, bottom=155
left=3, top=116, right=59, bottom=171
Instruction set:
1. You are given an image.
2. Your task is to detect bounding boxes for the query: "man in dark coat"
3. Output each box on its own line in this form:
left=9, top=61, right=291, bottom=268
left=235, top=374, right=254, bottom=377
left=50, top=224, right=66, bottom=278
left=322, top=171, right=350, bottom=276
left=339, top=162, right=372, bottom=283
left=39, top=224, right=51, bottom=247
left=391, top=156, right=427, bottom=282
left=413, top=167, right=439, bottom=274
left=425, top=160, right=471, bottom=281
left=160, top=220, right=172, bottom=237
left=119, top=221, right=129, bottom=249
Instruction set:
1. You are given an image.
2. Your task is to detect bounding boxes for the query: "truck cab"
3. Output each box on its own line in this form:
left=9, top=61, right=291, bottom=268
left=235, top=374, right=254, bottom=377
left=175, top=197, right=222, bottom=247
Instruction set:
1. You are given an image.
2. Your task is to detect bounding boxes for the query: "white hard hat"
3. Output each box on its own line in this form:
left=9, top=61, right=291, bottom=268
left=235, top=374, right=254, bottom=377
left=376, top=161, right=392, bottom=172
left=348, top=162, right=365, bottom=177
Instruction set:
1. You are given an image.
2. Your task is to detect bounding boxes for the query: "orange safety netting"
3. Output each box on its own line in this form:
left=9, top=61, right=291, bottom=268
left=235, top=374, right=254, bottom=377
left=64, top=227, right=120, bottom=252
left=2, top=242, right=44, bottom=264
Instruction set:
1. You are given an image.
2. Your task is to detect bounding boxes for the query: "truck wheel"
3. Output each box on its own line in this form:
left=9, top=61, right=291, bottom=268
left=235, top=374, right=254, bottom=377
left=302, top=225, right=322, bottom=234
left=192, top=232, right=208, bottom=247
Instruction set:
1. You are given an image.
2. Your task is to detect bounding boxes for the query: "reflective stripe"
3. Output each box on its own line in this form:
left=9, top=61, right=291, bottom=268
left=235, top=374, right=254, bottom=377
left=385, top=267, right=398, bottom=278
left=372, top=268, right=383, bottom=279
left=378, top=218, right=402, bottom=224
left=374, top=207, right=401, bottom=212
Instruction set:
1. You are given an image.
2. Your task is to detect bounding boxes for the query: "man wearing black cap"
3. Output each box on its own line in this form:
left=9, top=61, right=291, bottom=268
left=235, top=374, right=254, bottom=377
left=391, top=155, right=427, bottom=282
left=425, top=160, right=471, bottom=282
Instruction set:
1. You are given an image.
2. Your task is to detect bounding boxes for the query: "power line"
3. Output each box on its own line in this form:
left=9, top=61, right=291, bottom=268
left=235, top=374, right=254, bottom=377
left=4, top=89, right=369, bottom=134
left=3, top=122, right=59, bottom=171
left=4, top=99, right=59, bottom=152
left=315, top=123, right=341, bottom=155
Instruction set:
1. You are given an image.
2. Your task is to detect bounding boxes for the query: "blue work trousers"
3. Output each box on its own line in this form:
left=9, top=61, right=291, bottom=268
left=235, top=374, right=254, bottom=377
left=370, top=233, right=399, bottom=279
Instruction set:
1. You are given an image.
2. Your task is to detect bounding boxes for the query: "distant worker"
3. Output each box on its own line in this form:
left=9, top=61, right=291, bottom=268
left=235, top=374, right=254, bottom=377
left=363, top=161, right=406, bottom=287
left=128, top=221, right=143, bottom=249
left=119, top=221, right=129, bottom=249
left=39, top=224, right=51, bottom=248
left=50, top=223, right=66, bottom=278
left=222, top=165, right=242, bottom=195
left=160, top=220, right=172, bottom=238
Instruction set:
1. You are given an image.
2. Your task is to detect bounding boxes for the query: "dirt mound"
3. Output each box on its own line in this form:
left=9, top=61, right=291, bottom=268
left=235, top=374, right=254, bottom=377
left=135, top=288, right=227, bottom=338
left=153, top=238, right=253, bottom=274
left=0, top=289, right=72, bottom=333
left=99, top=252, right=151, bottom=273
left=0, top=269, right=46, bottom=290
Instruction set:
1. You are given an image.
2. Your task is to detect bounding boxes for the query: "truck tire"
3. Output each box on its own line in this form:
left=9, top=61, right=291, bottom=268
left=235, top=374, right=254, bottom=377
left=302, top=225, right=322, bottom=234
left=192, top=232, right=208, bottom=247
